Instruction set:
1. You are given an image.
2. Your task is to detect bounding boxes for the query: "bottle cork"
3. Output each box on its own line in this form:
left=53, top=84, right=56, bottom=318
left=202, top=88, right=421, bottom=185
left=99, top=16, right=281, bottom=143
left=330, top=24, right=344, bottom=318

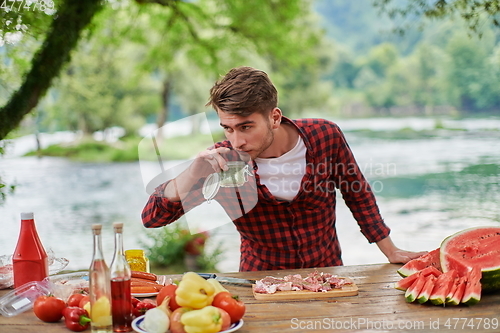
left=113, top=222, right=123, bottom=233
left=91, top=224, right=102, bottom=235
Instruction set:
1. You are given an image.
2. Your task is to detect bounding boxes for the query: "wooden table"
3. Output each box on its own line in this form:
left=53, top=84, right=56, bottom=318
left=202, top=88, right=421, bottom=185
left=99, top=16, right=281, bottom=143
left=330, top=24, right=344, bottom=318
left=1, top=263, right=499, bottom=332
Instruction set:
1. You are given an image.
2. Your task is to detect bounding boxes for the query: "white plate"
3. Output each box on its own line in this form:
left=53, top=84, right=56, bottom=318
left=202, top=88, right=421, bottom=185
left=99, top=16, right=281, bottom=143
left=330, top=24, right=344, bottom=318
left=132, top=315, right=243, bottom=333
left=132, top=292, right=159, bottom=298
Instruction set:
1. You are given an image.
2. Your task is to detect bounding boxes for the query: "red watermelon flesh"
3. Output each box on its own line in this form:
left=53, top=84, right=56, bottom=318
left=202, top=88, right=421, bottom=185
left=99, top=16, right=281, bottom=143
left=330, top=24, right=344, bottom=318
left=395, top=273, right=419, bottom=291
left=445, top=276, right=461, bottom=303
left=429, top=269, right=457, bottom=305
left=416, top=274, right=436, bottom=304
left=395, top=266, right=441, bottom=291
left=462, top=267, right=482, bottom=306
left=397, top=248, right=442, bottom=277
left=447, top=276, right=467, bottom=306
left=440, top=226, right=500, bottom=292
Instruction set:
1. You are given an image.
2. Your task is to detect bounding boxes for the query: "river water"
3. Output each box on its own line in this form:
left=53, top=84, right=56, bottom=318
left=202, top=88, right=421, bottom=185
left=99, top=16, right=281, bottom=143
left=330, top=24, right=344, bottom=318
left=1, top=116, right=499, bottom=272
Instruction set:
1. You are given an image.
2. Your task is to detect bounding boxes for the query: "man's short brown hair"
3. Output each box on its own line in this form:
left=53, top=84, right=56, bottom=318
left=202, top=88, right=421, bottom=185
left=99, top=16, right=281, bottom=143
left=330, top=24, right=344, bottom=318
left=206, top=66, right=278, bottom=117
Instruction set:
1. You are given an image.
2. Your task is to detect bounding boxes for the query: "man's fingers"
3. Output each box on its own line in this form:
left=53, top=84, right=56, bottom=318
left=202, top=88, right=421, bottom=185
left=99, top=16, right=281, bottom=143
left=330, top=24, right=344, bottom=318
left=200, top=148, right=230, bottom=172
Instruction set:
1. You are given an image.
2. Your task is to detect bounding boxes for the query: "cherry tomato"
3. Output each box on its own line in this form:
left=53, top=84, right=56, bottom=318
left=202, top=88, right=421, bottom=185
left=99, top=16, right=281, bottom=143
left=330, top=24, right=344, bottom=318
left=130, top=297, right=141, bottom=318
left=218, top=307, right=231, bottom=331
left=67, top=293, right=87, bottom=307
left=156, top=284, right=180, bottom=311
left=135, top=300, right=156, bottom=315
left=212, top=291, right=246, bottom=324
left=130, top=296, right=140, bottom=308
left=33, top=295, right=66, bottom=322
left=169, top=307, right=192, bottom=333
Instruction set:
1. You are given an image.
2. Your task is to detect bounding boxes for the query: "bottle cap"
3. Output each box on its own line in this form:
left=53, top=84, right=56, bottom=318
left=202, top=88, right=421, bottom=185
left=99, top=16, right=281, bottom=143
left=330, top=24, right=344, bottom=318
left=113, top=222, right=123, bottom=233
left=91, top=224, right=102, bottom=235
left=20, top=212, right=34, bottom=220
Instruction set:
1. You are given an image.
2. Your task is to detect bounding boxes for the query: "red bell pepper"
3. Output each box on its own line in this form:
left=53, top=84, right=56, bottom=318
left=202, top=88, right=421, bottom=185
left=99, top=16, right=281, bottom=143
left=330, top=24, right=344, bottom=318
left=63, top=307, right=91, bottom=332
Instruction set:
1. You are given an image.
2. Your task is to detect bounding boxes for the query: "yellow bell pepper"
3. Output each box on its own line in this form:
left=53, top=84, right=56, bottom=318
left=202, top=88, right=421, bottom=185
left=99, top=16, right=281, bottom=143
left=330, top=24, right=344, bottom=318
left=180, top=306, right=223, bottom=333
left=206, top=278, right=228, bottom=295
left=175, top=272, right=215, bottom=309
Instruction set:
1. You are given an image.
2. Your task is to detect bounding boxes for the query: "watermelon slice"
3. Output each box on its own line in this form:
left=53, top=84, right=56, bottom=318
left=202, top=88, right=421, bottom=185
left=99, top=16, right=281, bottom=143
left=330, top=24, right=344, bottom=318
left=416, top=274, right=436, bottom=304
left=440, top=226, right=500, bottom=292
left=447, top=276, right=467, bottom=305
left=429, top=269, right=457, bottom=305
left=462, top=267, right=482, bottom=306
left=405, top=272, right=427, bottom=302
left=397, top=248, right=442, bottom=277
left=395, top=273, right=419, bottom=291
left=445, top=276, right=461, bottom=303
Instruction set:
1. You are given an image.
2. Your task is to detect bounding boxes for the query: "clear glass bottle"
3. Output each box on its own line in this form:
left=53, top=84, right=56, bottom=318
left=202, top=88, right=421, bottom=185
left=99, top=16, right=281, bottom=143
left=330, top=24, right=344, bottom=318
left=12, top=212, right=49, bottom=288
left=109, top=222, right=132, bottom=332
left=89, top=224, right=112, bottom=333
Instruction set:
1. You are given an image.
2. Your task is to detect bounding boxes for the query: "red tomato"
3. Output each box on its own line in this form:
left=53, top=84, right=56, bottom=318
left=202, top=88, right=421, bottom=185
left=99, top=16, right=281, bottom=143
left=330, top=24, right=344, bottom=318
left=212, top=291, right=246, bottom=324
left=131, top=296, right=141, bottom=308
left=33, top=295, right=66, bottom=322
left=169, top=307, right=192, bottom=333
left=156, top=284, right=180, bottom=311
left=135, top=300, right=156, bottom=315
left=130, top=297, right=141, bottom=317
left=78, top=295, right=90, bottom=309
left=218, top=307, right=231, bottom=331
left=67, top=293, right=86, bottom=307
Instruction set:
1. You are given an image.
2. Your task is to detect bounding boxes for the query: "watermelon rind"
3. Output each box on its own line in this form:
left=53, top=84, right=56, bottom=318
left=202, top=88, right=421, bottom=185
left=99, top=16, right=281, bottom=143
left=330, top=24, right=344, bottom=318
left=440, top=226, right=500, bottom=293
left=480, top=268, right=500, bottom=293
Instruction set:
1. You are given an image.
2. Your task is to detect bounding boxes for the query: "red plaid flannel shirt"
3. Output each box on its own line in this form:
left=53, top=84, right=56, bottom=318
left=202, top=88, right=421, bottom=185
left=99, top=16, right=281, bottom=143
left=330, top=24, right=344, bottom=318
left=142, top=117, right=390, bottom=271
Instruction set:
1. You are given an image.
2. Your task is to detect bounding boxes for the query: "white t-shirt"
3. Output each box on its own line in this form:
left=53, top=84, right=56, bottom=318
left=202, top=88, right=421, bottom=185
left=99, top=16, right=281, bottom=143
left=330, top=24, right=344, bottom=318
left=255, top=136, right=307, bottom=201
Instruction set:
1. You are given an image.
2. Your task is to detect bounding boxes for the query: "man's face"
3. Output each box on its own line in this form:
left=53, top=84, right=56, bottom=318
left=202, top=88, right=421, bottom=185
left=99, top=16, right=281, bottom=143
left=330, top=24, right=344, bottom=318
left=218, top=110, right=275, bottom=160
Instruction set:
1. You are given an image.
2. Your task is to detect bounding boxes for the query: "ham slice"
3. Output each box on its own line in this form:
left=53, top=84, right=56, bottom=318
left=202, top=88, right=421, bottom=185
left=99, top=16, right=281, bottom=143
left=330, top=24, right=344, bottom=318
left=254, top=270, right=352, bottom=294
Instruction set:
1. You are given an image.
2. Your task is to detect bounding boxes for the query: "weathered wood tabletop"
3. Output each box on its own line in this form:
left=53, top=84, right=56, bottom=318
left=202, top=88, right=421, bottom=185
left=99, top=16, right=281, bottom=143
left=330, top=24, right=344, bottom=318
left=1, top=263, right=499, bottom=332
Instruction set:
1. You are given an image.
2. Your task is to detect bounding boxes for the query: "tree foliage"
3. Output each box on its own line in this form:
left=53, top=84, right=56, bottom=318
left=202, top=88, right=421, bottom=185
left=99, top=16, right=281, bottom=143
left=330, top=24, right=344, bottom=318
left=0, top=0, right=324, bottom=140
left=373, top=0, right=500, bottom=36
left=0, top=0, right=104, bottom=140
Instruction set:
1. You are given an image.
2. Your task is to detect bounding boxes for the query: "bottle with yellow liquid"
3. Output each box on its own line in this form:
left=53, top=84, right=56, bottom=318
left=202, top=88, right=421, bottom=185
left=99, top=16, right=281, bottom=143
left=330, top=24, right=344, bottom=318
left=89, top=224, right=112, bottom=333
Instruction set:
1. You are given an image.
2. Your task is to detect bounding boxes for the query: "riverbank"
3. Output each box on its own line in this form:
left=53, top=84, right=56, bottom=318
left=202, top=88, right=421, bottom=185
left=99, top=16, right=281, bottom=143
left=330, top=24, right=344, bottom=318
left=21, top=132, right=224, bottom=162
left=17, top=116, right=500, bottom=162
left=1, top=116, right=499, bottom=273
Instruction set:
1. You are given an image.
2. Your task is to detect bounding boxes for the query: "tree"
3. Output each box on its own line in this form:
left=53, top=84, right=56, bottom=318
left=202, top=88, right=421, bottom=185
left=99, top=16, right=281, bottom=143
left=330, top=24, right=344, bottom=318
left=0, top=0, right=104, bottom=140
left=122, top=0, right=322, bottom=134
left=444, top=28, right=497, bottom=111
left=373, top=0, right=500, bottom=36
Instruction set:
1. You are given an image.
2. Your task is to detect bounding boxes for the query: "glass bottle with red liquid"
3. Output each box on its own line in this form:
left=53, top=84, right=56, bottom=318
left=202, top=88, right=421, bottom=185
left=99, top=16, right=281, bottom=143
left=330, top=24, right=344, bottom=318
left=89, top=224, right=112, bottom=333
left=12, top=212, right=49, bottom=288
left=109, top=222, right=132, bottom=332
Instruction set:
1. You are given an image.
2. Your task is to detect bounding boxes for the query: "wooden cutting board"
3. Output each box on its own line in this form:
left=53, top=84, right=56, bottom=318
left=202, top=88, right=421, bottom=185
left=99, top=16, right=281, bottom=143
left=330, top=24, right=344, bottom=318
left=252, top=278, right=358, bottom=301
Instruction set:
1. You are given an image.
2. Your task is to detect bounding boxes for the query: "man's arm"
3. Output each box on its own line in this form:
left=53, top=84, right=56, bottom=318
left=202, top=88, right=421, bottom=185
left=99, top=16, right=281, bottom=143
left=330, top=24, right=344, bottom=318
left=376, top=236, right=428, bottom=264
left=142, top=146, right=232, bottom=227
left=164, top=146, right=232, bottom=201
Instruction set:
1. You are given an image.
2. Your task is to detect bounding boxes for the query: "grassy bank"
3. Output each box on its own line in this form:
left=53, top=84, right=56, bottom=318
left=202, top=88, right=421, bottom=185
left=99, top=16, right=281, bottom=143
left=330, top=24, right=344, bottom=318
left=25, top=132, right=224, bottom=162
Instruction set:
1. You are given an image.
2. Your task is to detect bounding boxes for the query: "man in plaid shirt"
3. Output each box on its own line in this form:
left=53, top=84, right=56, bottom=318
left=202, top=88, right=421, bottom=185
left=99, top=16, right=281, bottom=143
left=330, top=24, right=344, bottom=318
left=142, top=66, right=426, bottom=271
